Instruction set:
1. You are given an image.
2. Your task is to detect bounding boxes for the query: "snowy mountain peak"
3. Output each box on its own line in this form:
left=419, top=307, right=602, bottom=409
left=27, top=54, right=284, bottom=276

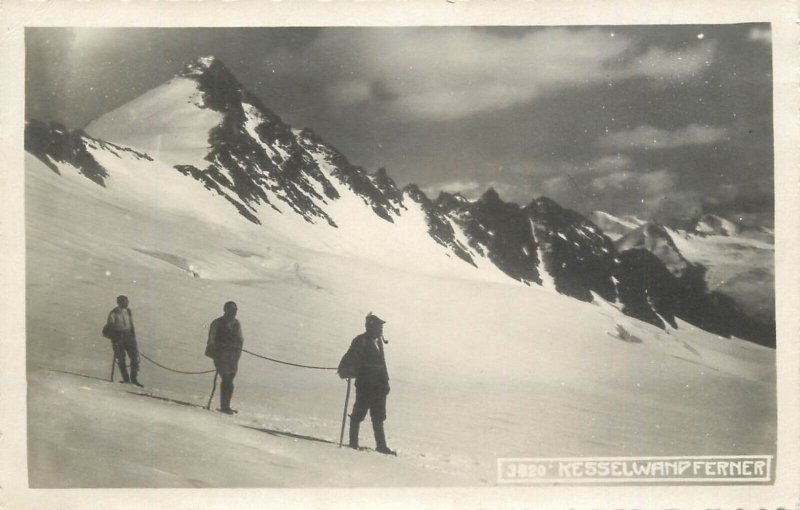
left=693, top=214, right=741, bottom=237
left=434, top=191, right=470, bottom=211
left=622, top=214, right=647, bottom=226
left=30, top=56, right=775, bottom=348
left=85, top=55, right=404, bottom=227
left=180, top=55, right=223, bottom=76
left=196, top=55, right=218, bottom=67
left=25, top=119, right=153, bottom=187
left=615, top=221, right=691, bottom=276
left=402, top=183, right=428, bottom=202
left=480, top=187, right=503, bottom=204
left=591, top=210, right=642, bottom=229
left=589, top=210, right=646, bottom=241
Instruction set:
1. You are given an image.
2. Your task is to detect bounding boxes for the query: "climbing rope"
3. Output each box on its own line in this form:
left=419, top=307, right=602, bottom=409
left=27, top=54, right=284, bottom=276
left=242, top=348, right=337, bottom=371
left=115, top=348, right=337, bottom=375
left=138, top=352, right=217, bottom=375
left=103, top=342, right=348, bottom=418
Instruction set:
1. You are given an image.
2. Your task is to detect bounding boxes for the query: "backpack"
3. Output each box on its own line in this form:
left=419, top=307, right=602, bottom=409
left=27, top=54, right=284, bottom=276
left=337, top=345, right=358, bottom=379
left=101, top=322, right=115, bottom=340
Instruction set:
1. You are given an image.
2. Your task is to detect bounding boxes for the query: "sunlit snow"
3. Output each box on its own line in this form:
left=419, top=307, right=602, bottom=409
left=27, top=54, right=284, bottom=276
left=25, top=133, right=775, bottom=488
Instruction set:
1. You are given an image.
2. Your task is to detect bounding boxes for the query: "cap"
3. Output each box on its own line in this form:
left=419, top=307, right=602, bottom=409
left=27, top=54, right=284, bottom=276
left=365, top=312, right=386, bottom=327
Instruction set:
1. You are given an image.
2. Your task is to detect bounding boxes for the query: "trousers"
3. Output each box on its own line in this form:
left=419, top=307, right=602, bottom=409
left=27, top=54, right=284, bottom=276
left=214, top=350, right=240, bottom=411
left=112, top=330, right=139, bottom=382
left=351, top=385, right=388, bottom=423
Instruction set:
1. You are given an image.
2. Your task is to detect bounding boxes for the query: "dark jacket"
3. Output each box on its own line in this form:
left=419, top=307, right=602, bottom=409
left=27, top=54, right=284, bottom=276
left=346, top=333, right=389, bottom=391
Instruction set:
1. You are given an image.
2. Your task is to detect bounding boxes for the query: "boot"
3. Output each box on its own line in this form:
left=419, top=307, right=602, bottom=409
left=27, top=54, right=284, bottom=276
left=117, top=361, right=130, bottom=383
left=226, top=385, right=236, bottom=413
left=372, top=420, right=395, bottom=455
left=130, top=364, right=143, bottom=387
left=220, top=382, right=236, bottom=414
left=348, top=419, right=360, bottom=449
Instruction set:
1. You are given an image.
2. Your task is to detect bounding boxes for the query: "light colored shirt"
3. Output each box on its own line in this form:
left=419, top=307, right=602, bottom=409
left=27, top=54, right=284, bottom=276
left=107, top=307, right=133, bottom=332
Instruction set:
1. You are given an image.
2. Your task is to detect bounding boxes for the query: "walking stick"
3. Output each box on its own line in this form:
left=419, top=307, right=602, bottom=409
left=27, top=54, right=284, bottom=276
left=339, top=378, right=352, bottom=448
left=205, top=371, right=219, bottom=410
left=109, top=354, right=116, bottom=382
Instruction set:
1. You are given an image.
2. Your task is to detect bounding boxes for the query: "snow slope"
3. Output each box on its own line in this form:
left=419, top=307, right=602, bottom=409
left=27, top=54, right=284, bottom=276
left=77, top=57, right=773, bottom=345
left=85, top=77, right=222, bottom=169
left=592, top=209, right=774, bottom=325
left=667, top=227, right=775, bottom=324
left=26, top=150, right=776, bottom=487
left=694, top=214, right=741, bottom=237
left=615, top=223, right=691, bottom=276
left=589, top=211, right=644, bottom=241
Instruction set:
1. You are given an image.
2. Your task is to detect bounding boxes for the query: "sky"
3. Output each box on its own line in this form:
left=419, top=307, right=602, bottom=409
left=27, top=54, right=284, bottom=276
left=26, top=25, right=774, bottom=225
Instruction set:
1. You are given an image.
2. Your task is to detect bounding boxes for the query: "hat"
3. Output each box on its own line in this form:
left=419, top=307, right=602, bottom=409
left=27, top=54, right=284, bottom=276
left=365, top=312, right=386, bottom=327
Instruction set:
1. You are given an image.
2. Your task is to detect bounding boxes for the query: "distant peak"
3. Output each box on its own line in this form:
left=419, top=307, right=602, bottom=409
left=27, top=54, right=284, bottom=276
left=590, top=210, right=644, bottom=228
left=437, top=191, right=468, bottom=203
left=298, top=127, right=316, bottom=137
left=180, top=55, right=226, bottom=78
left=530, top=195, right=559, bottom=210
left=591, top=210, right=616, bottom=220
left=196, top=55, right=218, bottom=67
left=435, top=191, right=471, bottom=212
left=403, top=183, right=424, bottom=196
left=481, top=187, right=501, bottom=202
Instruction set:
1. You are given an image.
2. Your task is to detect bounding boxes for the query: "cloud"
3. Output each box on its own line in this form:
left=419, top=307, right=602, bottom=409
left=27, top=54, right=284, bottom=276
left=597, top=124, right=729, bottom=150
left=622, top=41, right=716, bottom=80
left=590, top=169, right=677, bottom=195
left=639, top=169, right=678, bottom=195
left=590, top=169, right=678, bottom=200
left=748, top=27, right=771, bottom=44
left=485, top=180, right=536, bottom=204
left=637, top=180, right=773, bottom=226
left=645, top=190, right=704, bottom=220
left=26, top=28, right=78, bottom=123
left=422, top=178, right=539, bottom=205
left=530, top=165, right=713, bottom=222
left=544, top=170, right=772, bottom=225
left=318, top=28, right=629, bottom=121
left=590, top=172, right=632, bottom=192
left=421, top=179, right=482, bottom=197
left=585, top=169, right=686, bottom=218
left=298, top=28, right=716, bottom=121
left=542, top=175, right=574, bottom=197
left=330, top=80, right=372, bottom=105
left=701, top=181, right=774, bottom=225
left=539, top=156, right=633, bottom=179
left=330, top=79, right=400, bottom=105
left=589, top=154, right=633, bottom=173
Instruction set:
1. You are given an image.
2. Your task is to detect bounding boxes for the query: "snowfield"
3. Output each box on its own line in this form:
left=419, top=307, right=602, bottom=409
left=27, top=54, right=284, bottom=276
left=25, top=152, right=776, bottom=488
left=85, top=77, right=223, bottom=170
left=592, top=209, right=775, bottom=325
left=667, top=228, right=775, bottom=324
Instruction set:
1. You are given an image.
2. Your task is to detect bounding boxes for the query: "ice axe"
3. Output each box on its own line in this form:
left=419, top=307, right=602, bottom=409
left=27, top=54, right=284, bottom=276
left=338, top=378, right=352, bottom=448
left=109, top=354, right=116, bottom=382
left=205, top=371, right=219, bottom=410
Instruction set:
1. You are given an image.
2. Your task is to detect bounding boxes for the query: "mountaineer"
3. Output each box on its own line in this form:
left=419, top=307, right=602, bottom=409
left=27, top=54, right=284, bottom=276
left=339, top=313, right=395, bottom=455
left=206, top=301, right=244, bottom=414
left=106, top=295, right=143, bottom=387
